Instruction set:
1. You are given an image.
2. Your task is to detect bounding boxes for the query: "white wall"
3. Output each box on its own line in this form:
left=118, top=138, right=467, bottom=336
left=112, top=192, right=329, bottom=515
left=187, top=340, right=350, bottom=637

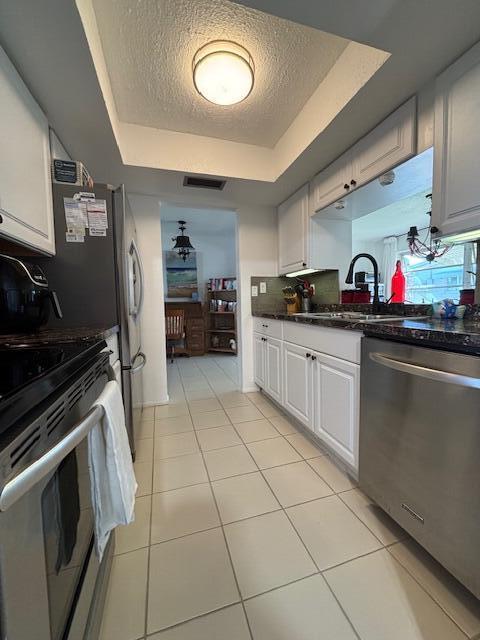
left=236, top=203, right=278, bottom=392
left=128, top=194, right=169, bottom=406
left=161, top=221, right=236, bottom=301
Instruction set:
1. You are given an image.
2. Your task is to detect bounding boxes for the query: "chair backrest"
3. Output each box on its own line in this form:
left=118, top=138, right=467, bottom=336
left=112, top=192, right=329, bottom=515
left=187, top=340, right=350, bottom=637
left=166, top=309, right=185, bottom=339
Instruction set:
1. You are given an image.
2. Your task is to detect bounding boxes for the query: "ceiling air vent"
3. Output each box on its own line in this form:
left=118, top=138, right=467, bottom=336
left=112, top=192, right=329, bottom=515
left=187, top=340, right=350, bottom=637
left=183, top=176, right=226, bottom=191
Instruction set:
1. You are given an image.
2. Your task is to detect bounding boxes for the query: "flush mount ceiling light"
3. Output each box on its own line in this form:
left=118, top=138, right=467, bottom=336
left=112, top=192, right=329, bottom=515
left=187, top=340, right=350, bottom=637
left=193, top=40, right=254, bottom=106
left=172, top=220, right=195, bottom=261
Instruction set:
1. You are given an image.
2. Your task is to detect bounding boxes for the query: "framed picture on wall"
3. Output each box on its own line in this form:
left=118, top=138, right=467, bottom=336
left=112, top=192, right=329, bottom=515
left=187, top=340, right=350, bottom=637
left=165, top=250, right=198, bottom=298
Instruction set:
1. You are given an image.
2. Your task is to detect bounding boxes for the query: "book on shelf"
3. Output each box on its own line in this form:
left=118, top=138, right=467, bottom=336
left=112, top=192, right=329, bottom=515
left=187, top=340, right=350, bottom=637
left=209, top=299, right=237, bottom=312
left=208, top=277, right=237, bottom=291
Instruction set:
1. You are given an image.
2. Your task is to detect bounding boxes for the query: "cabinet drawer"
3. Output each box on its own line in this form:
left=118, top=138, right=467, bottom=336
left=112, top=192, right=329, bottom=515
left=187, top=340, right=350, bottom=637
left=283, top=323, right=361, bottom=364
left=253, top=317, right=283, bottom=339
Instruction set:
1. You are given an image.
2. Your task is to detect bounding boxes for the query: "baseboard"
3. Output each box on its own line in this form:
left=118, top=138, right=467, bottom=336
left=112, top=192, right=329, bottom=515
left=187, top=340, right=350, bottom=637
left=143, top=395, right=169, bottom=407
left=241, top=385, right=259, bottom=393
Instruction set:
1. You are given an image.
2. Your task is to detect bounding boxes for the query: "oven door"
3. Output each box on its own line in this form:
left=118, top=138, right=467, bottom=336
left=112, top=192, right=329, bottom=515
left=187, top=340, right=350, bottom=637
left=0, top=368, right=113, bottom=640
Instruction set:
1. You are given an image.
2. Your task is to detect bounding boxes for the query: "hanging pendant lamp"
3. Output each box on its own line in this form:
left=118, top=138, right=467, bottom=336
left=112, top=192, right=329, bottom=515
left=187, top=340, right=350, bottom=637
left=172, top=220, right=195, bottom=261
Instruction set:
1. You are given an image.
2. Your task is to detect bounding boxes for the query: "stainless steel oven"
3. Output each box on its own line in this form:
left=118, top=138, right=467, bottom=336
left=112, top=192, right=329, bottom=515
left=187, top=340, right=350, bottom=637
left=360, top=336, right=480, bottom=599
left=0, top=351, right=114, bottom=640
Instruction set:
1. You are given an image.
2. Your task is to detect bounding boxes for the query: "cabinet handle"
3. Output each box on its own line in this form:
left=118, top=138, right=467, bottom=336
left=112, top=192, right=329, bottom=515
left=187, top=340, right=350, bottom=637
left=343, top=184, right=350, bottom=190
left=0, top=213, right=3, bottom=223
left=350, top=179, right=357, bottom=187
left=306, top=353, right=311, bottom=358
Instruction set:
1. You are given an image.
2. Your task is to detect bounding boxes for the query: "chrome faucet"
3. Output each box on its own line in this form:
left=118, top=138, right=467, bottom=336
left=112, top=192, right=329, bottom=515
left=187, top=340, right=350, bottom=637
left=345, top=253, right=380, bottom=307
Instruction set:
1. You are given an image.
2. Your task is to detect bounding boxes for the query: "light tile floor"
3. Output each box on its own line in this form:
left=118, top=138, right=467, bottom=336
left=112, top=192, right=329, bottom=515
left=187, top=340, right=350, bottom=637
left=100, top=355, right=480, bottom=640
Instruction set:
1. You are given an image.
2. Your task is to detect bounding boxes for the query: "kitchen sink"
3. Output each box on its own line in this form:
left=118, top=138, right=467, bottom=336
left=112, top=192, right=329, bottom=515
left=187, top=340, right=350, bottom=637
left=293, top=312, right=429, bottom=323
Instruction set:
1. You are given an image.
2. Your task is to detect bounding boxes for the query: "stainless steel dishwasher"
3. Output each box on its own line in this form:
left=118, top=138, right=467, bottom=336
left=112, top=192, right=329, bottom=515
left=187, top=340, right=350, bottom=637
left=360, top=336, right=480, bottom=598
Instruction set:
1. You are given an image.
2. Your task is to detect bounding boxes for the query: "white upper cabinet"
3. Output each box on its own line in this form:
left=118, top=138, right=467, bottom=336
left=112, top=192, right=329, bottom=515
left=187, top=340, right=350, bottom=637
left=278, top=184, right=309, bottom=274
left=310, top=98, right=416, bottom=215
left=310, top=154, right=352, bottom=215
left=0, top=45, right=54, bottom=254
left=432, top=41, right=480, bottom=238
left=351, top=97, right=416, bottom=189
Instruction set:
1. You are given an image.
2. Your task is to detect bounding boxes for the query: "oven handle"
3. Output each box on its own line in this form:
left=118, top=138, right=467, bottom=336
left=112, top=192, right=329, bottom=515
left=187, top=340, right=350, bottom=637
left=370, top=352, right=480, bottom=389
left=0, top=404, right=105, bottom=512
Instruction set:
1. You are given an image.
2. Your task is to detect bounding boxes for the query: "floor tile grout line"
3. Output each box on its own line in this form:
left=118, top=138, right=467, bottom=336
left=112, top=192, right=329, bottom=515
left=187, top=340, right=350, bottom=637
left=336, top=488, right=399, bottom=548
left=177, top=360, right=256, bottom=640
left=383, top=545, right=472, bottom=639
left=247, top=435, right=363, bottom=640
left=148, top=365, right=471, bottom=640
left=140, top=417, right=156, bottom=639
left=145, top=363, right=383, bottom=639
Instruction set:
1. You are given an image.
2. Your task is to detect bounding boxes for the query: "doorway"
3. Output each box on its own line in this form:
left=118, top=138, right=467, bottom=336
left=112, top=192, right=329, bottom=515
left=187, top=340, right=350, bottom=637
left=160, top=204, right=240, bottom=390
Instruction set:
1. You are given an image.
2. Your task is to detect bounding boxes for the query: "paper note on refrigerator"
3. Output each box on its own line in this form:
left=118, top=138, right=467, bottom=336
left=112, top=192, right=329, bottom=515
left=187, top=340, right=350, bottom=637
left=64, top=197, right=88, bottom=229
left=87, top=199, right=108, bottom=229
left=89, top=227, right=107, bottom=237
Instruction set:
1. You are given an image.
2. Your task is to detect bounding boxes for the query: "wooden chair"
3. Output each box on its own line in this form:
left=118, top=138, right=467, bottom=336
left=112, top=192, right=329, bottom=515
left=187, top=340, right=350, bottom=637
left=165, top=309, right=186, bottom=362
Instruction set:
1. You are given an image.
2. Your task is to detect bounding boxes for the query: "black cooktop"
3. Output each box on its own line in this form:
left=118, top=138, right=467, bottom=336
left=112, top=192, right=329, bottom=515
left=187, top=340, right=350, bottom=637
left=0, top=340, right=107, bottom=436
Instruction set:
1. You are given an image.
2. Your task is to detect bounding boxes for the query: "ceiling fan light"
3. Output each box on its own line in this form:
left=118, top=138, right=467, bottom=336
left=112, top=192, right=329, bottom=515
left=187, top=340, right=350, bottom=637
left=193, top=41, right=254, bottom=106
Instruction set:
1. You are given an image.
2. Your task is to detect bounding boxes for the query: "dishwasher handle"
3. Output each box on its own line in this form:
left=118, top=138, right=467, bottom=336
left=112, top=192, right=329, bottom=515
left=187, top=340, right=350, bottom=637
left=370, top=352, right=480, bottom=389
left=0, top=404, right=105, bottom=512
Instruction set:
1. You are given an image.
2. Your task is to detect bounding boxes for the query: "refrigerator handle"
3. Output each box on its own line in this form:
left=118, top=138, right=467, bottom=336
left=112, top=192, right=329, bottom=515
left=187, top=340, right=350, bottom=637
left=129, top=238, right=145, bottom=318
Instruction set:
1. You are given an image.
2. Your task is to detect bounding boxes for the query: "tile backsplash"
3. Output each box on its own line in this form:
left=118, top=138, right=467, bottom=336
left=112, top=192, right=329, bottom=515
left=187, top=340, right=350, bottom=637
left=251, top=271, right=339, bottom=315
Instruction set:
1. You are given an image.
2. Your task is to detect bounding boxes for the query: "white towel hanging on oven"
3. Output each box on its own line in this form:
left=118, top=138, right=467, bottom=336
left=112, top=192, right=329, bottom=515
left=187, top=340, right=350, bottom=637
left=88, top=380, right=137, bottom=560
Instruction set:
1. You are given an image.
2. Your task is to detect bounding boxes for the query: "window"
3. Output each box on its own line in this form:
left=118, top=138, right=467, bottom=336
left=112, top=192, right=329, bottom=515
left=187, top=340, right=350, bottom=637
left=399, top=243, right=476, bottom=304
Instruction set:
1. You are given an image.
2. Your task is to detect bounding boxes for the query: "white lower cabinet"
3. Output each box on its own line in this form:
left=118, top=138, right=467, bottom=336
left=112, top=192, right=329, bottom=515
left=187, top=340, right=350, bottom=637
left=283, top=341, right=313, bottom=429
left=254, top=333, right=283, bottom=405
left=253, top=322, right=361, bottom=470
left=312, top=352, right=360, bottom=469
left=265, top=337, right=283, bottom=404
left=253, top=332, right=266, bottom=388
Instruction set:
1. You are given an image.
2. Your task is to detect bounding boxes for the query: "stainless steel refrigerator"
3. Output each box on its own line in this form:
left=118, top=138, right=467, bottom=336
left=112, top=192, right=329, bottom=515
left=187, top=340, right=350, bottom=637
left=38, top=183, right=145, bottom=456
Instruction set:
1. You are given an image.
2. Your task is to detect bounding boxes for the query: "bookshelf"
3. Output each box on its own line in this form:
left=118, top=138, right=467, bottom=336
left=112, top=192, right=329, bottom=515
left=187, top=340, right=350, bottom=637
left=205, top=278, right=237, bottom=354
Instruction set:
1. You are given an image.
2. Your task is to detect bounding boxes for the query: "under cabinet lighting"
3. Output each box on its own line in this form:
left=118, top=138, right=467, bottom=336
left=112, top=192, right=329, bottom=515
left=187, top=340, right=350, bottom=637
left=285, top=268, right=318, bottom=278
left=437, top=229, right=480, bottom=244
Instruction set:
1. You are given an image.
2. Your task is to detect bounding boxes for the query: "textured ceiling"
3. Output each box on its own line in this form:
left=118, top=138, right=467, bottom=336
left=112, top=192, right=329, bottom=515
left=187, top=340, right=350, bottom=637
left=92, top=0, right=348, bottom=147
left=160, top=205, right=236, bottom=236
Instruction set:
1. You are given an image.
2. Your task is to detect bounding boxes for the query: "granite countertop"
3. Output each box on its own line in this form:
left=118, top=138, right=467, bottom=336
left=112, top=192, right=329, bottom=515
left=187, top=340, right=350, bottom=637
left=253, top=310, right=480, bottom=354
left=0, top=325, right=119, bottom=347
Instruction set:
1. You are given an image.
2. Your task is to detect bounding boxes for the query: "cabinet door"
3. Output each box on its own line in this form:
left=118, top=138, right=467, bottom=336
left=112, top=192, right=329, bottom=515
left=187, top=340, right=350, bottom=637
left=432, top=42, right=480, bottom=238
left=265, top=337, right=283, bottom=405
left=352, top=97, right=416, bottom=189
left=314, top=352, right=359, bottom=469
left=278, top=184, right=309, bottom=274
left=253, top=332, right=266, bottom=389
left=310, top=155, right=351, bottom=214
left=283, top=341, right=312, bottom=428
left=0, top=46, right=54, bottom=254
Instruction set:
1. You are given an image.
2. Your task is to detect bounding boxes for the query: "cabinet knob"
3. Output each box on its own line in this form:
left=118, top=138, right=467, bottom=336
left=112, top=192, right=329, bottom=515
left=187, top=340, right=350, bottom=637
left=350, top=179, right=357, bottom=187
left=311, top=355, right=317, bottom=361
left=306, top=353, right=311, bottom=358
left=302, top=262, right=307, bottom=267
left=343, top=184, right=350, bottom=190
left=0, top=213, right=3, bottom=223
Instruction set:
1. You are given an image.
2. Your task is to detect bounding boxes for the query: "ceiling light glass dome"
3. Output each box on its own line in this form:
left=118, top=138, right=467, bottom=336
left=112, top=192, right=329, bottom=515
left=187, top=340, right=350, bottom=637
left=193, top=41, right=254, bottom=106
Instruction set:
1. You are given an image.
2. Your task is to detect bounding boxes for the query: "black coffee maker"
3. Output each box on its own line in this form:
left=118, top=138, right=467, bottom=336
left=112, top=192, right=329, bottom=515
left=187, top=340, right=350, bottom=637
left=0, top=254, right=63, bottom=333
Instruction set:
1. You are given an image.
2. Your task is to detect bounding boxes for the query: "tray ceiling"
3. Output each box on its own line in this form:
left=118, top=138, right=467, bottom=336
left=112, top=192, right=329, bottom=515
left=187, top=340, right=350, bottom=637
left=79, top=0, right=389, bottom=181
left=92, top=0, right=349, bottom=147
